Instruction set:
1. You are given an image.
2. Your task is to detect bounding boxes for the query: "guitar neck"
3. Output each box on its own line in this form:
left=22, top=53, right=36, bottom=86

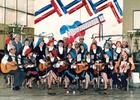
left=67, top=14, right=105, bottom=36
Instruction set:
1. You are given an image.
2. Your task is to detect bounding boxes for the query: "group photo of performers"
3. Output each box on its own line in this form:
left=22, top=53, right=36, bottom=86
left=0, top=33, right=135, bottom=93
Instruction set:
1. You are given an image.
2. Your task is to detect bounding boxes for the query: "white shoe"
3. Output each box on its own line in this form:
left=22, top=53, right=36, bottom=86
left=72, top=91, right=76, bottom=95
left=66, top=91, right=69, bottom=94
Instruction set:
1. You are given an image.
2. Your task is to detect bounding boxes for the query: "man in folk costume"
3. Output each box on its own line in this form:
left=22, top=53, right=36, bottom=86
left=12, top=34, right=22, bottom=55
left=1, top=45, right=25, bottom=90
left=78, top=36, right=88, bottom=51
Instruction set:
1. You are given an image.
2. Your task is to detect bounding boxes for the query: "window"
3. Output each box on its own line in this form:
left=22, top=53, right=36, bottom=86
left=0, top=8, right=4, bottom=23
left=6, top=0, right=16, bottom=9
left=17, top=12, right=27, bottom=25
left=28, top=0, right=34, bottom=13
left=0, top=0, right=4, bottom=7
left=6, top=9, right=16, bottom=24
left=28, top=15, right=34, bottom=27
left=18, top=0, right=27, bottom=12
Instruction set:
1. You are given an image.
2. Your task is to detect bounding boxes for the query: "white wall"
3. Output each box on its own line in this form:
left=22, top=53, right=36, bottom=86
left=34, top=0, right=123, bottom=48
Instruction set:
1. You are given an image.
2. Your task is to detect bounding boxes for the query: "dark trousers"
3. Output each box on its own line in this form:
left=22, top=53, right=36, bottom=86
left=62, top=69, right=76, bottom=82
left=112, top=72, right=128, bottom=88
left=9, top=69, right=25, bottom=88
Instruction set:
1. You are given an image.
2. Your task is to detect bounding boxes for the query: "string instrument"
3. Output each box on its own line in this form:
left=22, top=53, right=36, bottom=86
left=94, top=63, right=104, bottom=75
left=1, top=61, right=18, bottom=74
left=57, top=61, right=68, bottom=73
left=75, top=62, right=88, bottom=74
left=39, top=61, right=51, bottom=72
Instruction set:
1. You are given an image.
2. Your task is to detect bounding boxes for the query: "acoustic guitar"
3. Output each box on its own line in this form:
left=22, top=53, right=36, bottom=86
left=1, top=61, right=18, bottom=74
left=75, top=63, right=88, bottom=74
left=39, top=61, right=51, bottom=72
left=57, top=61, right=68, bottom=73
left=94, top=63, right=104, bottom=75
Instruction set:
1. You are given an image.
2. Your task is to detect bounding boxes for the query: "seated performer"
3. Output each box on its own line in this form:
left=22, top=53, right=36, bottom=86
left=23, top=48, right=39, bottom=89
left=114, top=48, right=135, bottom=91
left=103, top=42, right=114, bottom=90
left=1, top=45, right=25, bottom=90
left=46, top=51, right=58, bottom=89
left=90, top=42, right=106, bottom=89
left=62, top=52, right=76, bottom=89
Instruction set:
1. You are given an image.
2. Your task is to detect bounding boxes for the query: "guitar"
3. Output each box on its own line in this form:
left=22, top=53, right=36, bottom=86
left=75, top=62, right=88, bottom=74
left=57, top=61, right=68, bottom=73
left=94, top=63, right=104, bottom=75
left=39, top=61, right=51, bottom=72
left=1, top=61, right=18, bottom=74
left=60, top=14, right=105, bottom=44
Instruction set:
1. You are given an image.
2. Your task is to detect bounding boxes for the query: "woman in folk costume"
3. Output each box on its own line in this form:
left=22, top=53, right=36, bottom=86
left=114, top=48, right=135, bottom=91
left=62, top=52, right=77, bottom=89
left=112, top=41, right=123, bottom=86
left=46, top=51, right=58, bottom=89
left=113, top=41, right=122, bottom=62
left=56, top=40, right=66, bottom=60
left=66, top=43, right=76, bottom=56
left=84, top=52, right=93, bottom=90
left=90, top=42, right=108, bottom=90
left=75, top=44, right=88, bottom=89
left=23, top=48, right=39, bottom=89
left=22, top=39, right=30, bottom=57
left=102, top=42, right=114, bottom=90
left=85, top=52, right=94, bottom=81
left=90, top=42, right=104, bottom=64
left=34, top=38, right=46, bottom=66
left=47, top=39, right=57, bottom=57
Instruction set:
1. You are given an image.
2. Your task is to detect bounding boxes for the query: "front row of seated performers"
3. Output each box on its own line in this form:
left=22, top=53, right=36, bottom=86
left=1, top=34, right=135, bottom=91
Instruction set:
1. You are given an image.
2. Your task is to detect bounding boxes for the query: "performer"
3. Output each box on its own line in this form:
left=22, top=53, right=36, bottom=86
left=85, top=52, right=94, bottom=81
left=113, top=41, right=122, bottom=61
left=12, top=34, right=22, bottom=55
left=114, top=48, right=135, bottom=91
left=90, top=42, right=106, bottom=89
left=1, top=45, right=25, bottom=90
left=56, top=40, right=66, bottom=60
left=79, top=36, right=88, bottom=50
left=23, top=48, right=39, bottom=89
left=22, top=39, right=30, bottom=57
left=34, top=40, right=46, bottom=68
left=103, top=42, right=114, bottom=90
left=77, top=44, right=87, bottom=63
left=46, top=51, right=58, bottom=89
left=62, top=53, right=76, bottom=89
